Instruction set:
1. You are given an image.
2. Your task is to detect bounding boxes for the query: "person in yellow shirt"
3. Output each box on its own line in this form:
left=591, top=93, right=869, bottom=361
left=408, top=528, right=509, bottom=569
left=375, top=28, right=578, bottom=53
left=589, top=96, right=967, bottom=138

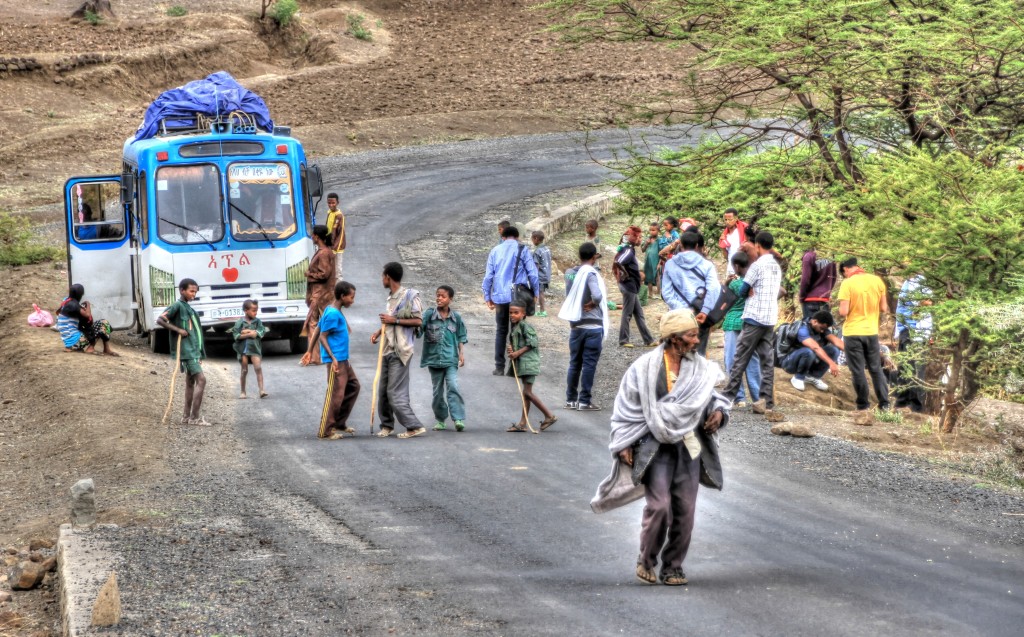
left=324, top=193, right=346, bottom=281
left=837, top=257, right=891, bottom=412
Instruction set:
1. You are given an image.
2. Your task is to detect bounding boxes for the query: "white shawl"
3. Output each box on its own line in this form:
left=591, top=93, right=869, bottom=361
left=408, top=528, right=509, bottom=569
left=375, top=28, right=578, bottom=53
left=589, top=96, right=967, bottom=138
left=558, top=264, right=610, bottom=338
left=590, top=345, right=729, bottom=513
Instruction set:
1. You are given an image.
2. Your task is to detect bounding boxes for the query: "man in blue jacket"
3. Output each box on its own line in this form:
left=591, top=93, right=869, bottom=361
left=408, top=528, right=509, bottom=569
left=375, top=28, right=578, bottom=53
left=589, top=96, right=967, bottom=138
left=661, top=231, right=721, bottom=356
left=482, top=226, right=540, bottom=375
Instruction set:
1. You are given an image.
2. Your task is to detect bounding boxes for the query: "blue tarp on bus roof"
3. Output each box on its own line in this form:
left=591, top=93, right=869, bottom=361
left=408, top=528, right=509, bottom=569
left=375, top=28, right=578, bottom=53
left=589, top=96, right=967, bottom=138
left=134, top=71, right=274, bottom=141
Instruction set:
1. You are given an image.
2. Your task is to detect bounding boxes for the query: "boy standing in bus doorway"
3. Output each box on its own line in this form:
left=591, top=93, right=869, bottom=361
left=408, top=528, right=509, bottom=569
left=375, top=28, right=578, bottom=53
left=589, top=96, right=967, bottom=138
left=325, top=193, right=346, bottom=281
left=157, top=278, right=210, bottom=426
left=303, top=225, right=337, bottom=364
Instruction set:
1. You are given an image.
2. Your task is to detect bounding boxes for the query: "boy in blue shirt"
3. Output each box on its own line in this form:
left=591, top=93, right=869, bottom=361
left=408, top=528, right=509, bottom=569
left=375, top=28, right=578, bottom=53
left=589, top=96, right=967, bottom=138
left=420, top=285, right=469, bottom=431
left=303, top=281, right=360, bottom=440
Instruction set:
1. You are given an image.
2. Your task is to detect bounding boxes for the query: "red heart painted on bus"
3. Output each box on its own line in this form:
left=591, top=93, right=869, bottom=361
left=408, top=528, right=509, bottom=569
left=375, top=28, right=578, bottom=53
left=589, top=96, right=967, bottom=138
left=222, top=268, right=239, bottom=283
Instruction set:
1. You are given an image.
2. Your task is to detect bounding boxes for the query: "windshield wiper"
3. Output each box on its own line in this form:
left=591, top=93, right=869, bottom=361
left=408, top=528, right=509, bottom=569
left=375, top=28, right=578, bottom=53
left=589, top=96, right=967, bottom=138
left=158, top=216, right=217, bottom=251
left=228, top=202, right=275, bottom=247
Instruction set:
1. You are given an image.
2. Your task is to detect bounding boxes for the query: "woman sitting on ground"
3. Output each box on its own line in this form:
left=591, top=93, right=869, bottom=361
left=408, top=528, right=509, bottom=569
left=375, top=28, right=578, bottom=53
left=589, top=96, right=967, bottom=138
left=57, top=284, right=117, bottom=356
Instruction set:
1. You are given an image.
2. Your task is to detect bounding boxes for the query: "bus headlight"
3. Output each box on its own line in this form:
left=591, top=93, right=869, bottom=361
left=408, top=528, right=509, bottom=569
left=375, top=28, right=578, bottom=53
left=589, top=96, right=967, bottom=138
left=286, top=258, right=309, bottom=300
left=149, top=266, right=176, bottom=307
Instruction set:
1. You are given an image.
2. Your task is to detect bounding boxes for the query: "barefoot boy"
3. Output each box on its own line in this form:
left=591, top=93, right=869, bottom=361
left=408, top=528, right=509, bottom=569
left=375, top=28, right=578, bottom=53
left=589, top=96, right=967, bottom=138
left=231, top=299, right=267, bottom=399
left=156, top=278, right=209, bottom=426
left=420, top=285, right=468, bottom=432
left=303, top=281, right=360, bottom=440
left=506, top=301, right=557, bottom=432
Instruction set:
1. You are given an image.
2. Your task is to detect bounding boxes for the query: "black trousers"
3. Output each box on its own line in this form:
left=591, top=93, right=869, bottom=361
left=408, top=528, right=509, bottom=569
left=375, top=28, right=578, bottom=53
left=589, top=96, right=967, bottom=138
left=894, top=331, right=926, bottom=412
left=493, top=302, right=510, bottom=371
left=844, top=335, right=890, bottom=410
left=619, top=290, right=654, bottom=345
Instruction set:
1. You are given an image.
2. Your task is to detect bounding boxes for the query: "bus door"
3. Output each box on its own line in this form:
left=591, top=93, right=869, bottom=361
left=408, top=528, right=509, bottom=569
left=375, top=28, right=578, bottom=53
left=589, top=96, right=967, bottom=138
left=63, top=176, right=135, bottom=329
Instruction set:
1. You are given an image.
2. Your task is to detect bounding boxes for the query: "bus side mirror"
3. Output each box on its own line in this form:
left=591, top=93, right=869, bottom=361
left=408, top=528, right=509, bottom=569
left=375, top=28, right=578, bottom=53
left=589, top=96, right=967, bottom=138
left=120, top=173, right=135, bottom=205
left=306, top=164, right=323, bottom=198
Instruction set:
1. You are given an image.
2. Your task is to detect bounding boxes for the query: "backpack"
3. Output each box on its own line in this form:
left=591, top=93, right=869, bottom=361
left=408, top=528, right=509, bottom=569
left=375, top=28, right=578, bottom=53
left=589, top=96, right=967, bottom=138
left=773, top=321, right=802, bottom=367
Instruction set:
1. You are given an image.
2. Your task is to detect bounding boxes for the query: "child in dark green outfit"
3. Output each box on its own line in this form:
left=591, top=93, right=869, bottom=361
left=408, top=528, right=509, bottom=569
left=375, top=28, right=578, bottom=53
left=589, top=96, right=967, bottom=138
left=156, top=278, right=209, bottom=426
left=231, top=299, right=268, bottom=399
left=505, top=301, right=556, bottom=432
left=420, top=285, right=469, bottom=432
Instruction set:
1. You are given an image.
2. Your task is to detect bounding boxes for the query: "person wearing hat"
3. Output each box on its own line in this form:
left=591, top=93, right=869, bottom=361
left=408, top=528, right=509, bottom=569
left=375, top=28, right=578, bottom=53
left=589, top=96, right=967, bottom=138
left=613, top=226, right=656, bottom=348
left=590, top=309, right=729, bottom=587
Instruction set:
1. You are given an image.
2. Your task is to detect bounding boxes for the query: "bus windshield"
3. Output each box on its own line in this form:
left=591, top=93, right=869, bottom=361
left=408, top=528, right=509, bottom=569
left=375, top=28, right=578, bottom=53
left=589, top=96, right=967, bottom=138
left=156, top=164, right=224, bottom=245
left=227, top=162, right=297, bottom=242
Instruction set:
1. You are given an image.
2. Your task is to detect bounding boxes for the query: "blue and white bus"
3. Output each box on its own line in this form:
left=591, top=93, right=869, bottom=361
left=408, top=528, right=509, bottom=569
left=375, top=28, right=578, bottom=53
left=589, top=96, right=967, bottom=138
left=64, top=109, right=323, bottom=353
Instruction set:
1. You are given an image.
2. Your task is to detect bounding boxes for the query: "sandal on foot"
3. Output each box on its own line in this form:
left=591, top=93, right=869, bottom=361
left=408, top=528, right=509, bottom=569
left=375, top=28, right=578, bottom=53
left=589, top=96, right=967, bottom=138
left=398, top=427, right=426, bottom=439
left=454, top=420, right=465, bottom=432
left=506, top=424, right=527, bottom=433
left=540, top=416, right=558, bottom=431
left=328, top=431, right=347, bottom=440
left=239, top=393, right=248, bottom=399
left=259, top=391, right=269, bottom=398
left=375, top=428, right=394, bottom=438
left=433, top=421, right=446, bottom=431
left=636, top=564, right=657, bottom=585
left=660, top=569, right=688, bottom=586
left=341, top=427, right=356, bottom=435
left=187, top=417, right=212, bottom=427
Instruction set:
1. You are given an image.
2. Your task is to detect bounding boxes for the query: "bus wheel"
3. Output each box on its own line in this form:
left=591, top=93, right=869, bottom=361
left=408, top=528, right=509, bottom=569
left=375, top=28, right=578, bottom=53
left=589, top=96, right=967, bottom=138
left=149, top=329, right=170, bottom=354
left=289, top=335, right=307, bottom=355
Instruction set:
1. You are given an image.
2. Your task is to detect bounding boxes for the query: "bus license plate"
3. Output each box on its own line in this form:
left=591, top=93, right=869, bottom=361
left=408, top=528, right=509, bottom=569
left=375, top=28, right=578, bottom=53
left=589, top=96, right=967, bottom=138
left=210, top=307, right=244, bottom=320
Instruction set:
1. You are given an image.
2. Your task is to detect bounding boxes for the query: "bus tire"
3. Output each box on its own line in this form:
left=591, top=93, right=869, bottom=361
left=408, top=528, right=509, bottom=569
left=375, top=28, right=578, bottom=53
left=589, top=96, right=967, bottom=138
left=149, top=329, right=170, bottom=354
left=289, top=335, right=307, bottom=355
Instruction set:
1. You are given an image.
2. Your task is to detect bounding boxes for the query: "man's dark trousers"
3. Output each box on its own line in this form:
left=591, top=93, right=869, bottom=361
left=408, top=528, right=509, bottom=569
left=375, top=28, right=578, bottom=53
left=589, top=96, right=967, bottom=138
left=619, top=290, right=654, bottom=345
left=844, top=335, right=890, bottom=410
left=493, top=302, right=510, bottom=371
left=722, top=322, right=775, bottom=408
left=566, top=328, right=603, bottom=406
left=782, top=345, right=839, bottom=379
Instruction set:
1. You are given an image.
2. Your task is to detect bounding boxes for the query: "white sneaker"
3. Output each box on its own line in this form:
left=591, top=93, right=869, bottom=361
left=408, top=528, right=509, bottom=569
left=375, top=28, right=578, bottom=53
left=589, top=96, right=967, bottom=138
left=808, top=377, right=829, bottom=391
left=790, top=377, right=806, bottom=391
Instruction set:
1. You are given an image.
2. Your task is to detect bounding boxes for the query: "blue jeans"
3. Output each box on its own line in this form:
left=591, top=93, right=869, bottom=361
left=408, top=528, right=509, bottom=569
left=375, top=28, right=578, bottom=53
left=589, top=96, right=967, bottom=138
left=782, top=345, right=839, bottom=380
left=566, top=328, right=603, bottom=405
left=723, top=330, right=760, bottom=402
left=428, top=366, right=465, bottom=422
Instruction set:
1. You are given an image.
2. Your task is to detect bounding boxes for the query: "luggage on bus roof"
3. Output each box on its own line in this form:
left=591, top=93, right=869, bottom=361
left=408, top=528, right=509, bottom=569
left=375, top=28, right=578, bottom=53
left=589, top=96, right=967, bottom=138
left=134, top=71, right=274, bottom=141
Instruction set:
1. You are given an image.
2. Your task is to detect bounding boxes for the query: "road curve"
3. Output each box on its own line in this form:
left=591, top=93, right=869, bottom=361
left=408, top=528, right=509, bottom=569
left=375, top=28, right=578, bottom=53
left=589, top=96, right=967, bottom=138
left=240, top=129, right=1024, bottom=636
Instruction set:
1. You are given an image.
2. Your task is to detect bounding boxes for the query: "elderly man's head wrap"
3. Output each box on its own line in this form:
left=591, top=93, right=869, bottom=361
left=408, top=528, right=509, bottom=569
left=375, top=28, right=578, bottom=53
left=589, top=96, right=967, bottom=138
left=659, top=309, right=699, bottom=339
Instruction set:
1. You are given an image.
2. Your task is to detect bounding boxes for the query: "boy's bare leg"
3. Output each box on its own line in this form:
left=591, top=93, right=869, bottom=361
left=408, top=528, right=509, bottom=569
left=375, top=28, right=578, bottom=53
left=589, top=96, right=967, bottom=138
left=524, top=384, right=554, bottom=420
left=252, top=355, right=266, bottom=397
left=538, top=293, right=545, bottom=312
left=239, top=356, right=249, bottom=398
left=183, top=373, right=195, bottom=421
left=189, top=373, right=207, bottom=420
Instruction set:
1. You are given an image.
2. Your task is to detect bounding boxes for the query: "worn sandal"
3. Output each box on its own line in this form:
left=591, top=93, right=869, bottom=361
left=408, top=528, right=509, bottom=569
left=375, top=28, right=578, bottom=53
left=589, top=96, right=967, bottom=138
left=540, top=416, right=558, bottom=431
left=186, top=417, right=212, bottom=427
left=506, top=424, right=527, bottom=433
left=398, top=427, right=426, bottom=439
left=327, top=431, right=347, bottom=440
left=636, top=564, right=657, bottom=585
left=660, top=569, right=688, bottom=586
left=375, top=428, right=394, bottom=438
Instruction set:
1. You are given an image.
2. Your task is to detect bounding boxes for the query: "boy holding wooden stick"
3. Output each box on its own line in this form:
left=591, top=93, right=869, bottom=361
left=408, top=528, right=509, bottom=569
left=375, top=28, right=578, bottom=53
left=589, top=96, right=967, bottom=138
left=156, top=278, right=209, bottom=426
left=506, top=300, right=556, bottom=432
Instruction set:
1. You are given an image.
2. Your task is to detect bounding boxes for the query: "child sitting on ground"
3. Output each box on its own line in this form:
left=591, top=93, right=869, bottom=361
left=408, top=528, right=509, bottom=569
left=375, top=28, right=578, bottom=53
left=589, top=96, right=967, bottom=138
left=420, top=285, right=469, bottom=432
left=531, top=230, right=552, bottom=317
left=231, top=299, right=268, bottom=399
left=506, top=301, right=557, bottom=432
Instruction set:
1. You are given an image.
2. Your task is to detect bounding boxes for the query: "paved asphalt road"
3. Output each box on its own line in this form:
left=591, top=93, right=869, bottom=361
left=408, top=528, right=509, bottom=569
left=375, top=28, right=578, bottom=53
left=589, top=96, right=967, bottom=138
left=240, top=130, right=1023, bottom=636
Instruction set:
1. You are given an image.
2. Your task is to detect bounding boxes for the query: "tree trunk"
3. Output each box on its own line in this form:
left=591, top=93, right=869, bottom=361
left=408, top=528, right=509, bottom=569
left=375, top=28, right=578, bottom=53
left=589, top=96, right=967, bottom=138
left=940, top=329, right=969, bottom=433
left=72, top=0, right=115, bottom=20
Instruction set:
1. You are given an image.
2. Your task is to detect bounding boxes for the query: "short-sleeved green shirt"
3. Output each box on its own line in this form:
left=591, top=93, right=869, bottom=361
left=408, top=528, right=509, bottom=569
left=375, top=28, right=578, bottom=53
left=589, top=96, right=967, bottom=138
left=163, top=299, right=205, bottom=362
left=231, top=317, right=266, bottom=359
left=508, top=320, right=541, bottom=377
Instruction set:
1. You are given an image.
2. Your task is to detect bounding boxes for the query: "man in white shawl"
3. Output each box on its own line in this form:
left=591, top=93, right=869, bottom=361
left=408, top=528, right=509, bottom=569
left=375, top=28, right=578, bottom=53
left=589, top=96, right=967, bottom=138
left=559, top=241, right=610, bottom=411
left=591, top=309, right=729, bottom=586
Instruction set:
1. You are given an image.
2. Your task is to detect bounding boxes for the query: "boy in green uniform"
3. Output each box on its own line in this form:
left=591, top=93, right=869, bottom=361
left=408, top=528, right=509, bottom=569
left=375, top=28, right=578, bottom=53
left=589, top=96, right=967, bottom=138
left=420, top=285, right=469, bottom=432
left=157, top=278, right=210, bottom=426
left=506, top=301, right=557, bottom=432
left=231, top=299, right=268, bottom=399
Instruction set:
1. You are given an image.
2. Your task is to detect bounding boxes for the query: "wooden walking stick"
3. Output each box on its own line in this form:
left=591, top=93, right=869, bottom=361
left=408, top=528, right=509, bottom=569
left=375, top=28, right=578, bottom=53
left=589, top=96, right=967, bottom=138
left=510, top=357, right=538, bottom=434
left=161, top=334, right=183, bottom=426
left=369, top=324, right=386, bottom=434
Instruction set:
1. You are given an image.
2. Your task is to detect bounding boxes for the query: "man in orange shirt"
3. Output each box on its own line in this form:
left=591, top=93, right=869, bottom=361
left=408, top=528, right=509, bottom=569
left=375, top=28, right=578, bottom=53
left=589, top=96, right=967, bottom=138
left=837, top=257, right=890, bottom=412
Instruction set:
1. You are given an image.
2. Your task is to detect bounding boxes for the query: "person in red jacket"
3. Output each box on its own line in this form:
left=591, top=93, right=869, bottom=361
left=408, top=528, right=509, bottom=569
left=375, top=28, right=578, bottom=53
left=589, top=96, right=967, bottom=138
left=718, top=208, right=748, bottom=275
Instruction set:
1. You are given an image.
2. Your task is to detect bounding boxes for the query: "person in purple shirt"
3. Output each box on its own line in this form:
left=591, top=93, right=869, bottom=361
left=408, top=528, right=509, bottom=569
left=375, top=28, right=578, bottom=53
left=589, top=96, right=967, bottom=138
left=799, top=248, right=837, bottom=320
left=482, top=226, right=540, bottom=375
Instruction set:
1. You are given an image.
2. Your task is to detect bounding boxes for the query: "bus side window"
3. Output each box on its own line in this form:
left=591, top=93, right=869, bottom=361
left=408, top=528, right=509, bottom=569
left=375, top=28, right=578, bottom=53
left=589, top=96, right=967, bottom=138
left=138, top=172, right=148, bottom=244
left=73, top=182, right=125, bottom=242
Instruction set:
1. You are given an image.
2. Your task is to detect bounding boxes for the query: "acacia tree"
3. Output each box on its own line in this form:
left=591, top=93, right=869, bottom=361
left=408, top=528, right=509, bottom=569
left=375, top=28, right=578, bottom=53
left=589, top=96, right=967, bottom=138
left=539, top=0, right=1024, bottom=425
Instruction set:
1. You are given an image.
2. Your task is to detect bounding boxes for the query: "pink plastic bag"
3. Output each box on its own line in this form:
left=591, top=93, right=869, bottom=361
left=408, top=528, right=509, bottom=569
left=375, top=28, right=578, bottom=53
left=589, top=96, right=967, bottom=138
left=27, top=303, right=54, bottom=327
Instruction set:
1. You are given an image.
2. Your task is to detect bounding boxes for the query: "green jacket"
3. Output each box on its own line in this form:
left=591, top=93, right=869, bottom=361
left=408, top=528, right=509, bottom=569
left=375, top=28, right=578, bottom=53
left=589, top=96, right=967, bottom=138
left=508, top=320, right=541, bottom=377
left=419, top=307, right=468, bottom=369
left=231, top=317, right=267, bottom=359
left=163, top=299, right=205, bottom=361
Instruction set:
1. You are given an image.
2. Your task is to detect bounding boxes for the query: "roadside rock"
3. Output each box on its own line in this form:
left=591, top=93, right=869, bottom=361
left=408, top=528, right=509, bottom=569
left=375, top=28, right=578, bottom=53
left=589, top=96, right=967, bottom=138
left=9, top=560, right=45, bottom=590
left=29, top=538, right=54, bottom=551
left=71, top=478, right=96, bottom=527
left=854, top=411, right=874, bottom=426
left=41, top=556, right=56, bottom=572
left=770, top=423, right=816, bottom=438
left=0, top=591, right=11, bottom=603
left=91, top=572, right=121, bottom=627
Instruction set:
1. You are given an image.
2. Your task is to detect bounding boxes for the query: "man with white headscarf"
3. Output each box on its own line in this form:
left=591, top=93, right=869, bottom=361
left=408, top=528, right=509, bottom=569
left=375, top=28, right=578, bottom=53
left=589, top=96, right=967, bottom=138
left=591, top=309, right=729, bottom=587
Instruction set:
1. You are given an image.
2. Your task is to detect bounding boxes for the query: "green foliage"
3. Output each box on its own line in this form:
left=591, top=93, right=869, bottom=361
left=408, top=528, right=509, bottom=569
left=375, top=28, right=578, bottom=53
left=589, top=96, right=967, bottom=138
left=166, top=5, right=188, bottom=17
left=270, top=0, right=299, bottom=28
left=874, top=409, right=904, bottom=425
left=84, top=9, right=102, bottom=26
left=0, top=212, right=61, bottom=266
left=347, top=13, right=372, bottom=41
